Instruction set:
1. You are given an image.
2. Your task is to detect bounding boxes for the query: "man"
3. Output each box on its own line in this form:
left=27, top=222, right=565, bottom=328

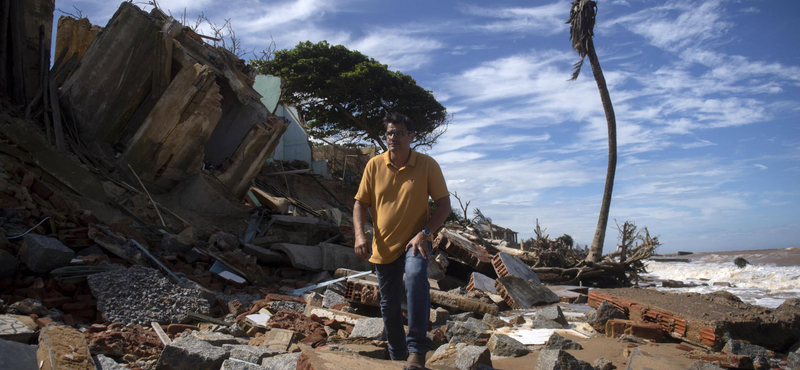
left=353, top=113, right=451, bottom=370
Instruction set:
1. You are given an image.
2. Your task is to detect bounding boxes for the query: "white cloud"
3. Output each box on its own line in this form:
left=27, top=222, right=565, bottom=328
left=754, top=164, right=768, bottom=170
left=460, top=2, right=568, bottom=35
left=349, top=31, right=443, bottom=71
left=680, top=139, right=716, bottom=149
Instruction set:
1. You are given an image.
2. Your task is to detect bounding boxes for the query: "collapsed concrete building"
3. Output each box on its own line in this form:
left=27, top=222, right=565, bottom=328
left=58, top=2, right=287, bottom=204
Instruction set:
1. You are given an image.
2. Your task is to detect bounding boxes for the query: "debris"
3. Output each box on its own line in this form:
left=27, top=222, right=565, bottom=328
left=534, top=349, right=594, bottom=370
left=350, top=318, right=385, bottom=340
left=224, top=344, right=286, bottom=363
left=272, top=243, right=322, bottom=271
left=445, top=318, right=491, bottom=346
left=427, top=342, right=493, bottom=370
left=492, top=252, right=540, bottom=283
left=467, top=272, right=497, bottom=294
left=587, top=300, right=626, bottom=333
left=241, top=243, right=289, bottom=265
left=0, top=315, right=35, bottom=342
left=543, top=333, right=583, bottom=350
left=594, top=358, right=615, bottom=370
left=431, top=307, right=450, bottom=327
left=486, top=334, right=529, bottom=357
left=604, top=319, right=663, bottom=342
left=93, top=354, right=126, bottom=370
left=494, top=276, right=560, bottom=309
left=296, top=345, right=399, bottom=370
left=37, top=324, right=95, bottom=370
left=436, top=228, right=493, bottom=272
left=532, top=315, right=565, bottom=329
left=209, top=231, right=240, bottom=252
left=260, top=352, right=302, bottom=370
left=0, top=337, right=39, bottom=370
left=723, top=339, right=773, bottom=360
left=155, top=336, right=230, bottom=370
left=219, top=359, right=262, bottom=370
left=84, top=322, right=164, bottom=358
left=7, top=298, right=46, bottom=316
left=537, top=305, right=568, bottom=328
left=687, top=360, right=725, bottom=370
left=0, top=249, right=20, bottom=278
left=21, top=234, right=74, bottom=273
left=261, top=328, right=296, bottom=351
left=787, top=352, right=800, bottom=370
left=189, top=331, right=240, bottom=346
left=87, top=265, right=211, bottom=325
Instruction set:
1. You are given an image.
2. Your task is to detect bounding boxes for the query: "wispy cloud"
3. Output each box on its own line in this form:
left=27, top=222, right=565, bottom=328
left=754, top=164, right=768, bottom=170
left=460, top=2, right=568, bottom=35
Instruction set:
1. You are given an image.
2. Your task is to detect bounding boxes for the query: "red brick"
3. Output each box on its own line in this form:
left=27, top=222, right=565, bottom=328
left=165, top=324, right=197, bottom=336
left=89, top=323, right=107, bottom=332
left=62, top=314, right=76, bottom=327
left=42, top=296, right=73, bottom=308
left=626, top=322, right=664, bottom=342
left=36, top=317, right=55, bottom=329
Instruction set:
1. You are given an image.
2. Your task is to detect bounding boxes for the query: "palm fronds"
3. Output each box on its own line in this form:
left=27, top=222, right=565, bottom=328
left=566, top=0, right=597, bottom=81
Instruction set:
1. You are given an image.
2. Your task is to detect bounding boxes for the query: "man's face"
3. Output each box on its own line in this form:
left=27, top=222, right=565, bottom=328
left=385, top=122, right=415, bottom=152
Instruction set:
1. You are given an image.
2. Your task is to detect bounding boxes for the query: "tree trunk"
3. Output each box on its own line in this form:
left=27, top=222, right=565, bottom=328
left=585, top=40, right=617, bottom=263
left=331, top=102, right=387, bottom=151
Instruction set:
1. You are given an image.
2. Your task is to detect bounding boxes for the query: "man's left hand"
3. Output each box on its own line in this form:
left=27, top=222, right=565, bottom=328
left=406, top=232, right=430, bottom=259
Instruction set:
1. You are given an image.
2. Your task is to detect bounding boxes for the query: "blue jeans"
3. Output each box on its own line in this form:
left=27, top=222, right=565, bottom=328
left=375, top=242, right=432, bottom=360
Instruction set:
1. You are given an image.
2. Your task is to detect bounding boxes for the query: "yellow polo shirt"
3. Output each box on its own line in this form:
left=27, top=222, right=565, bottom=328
left=355, top=150, right=449, bottom=264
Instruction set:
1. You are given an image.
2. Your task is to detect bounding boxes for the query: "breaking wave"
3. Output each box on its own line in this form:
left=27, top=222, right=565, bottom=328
left=642, top=257, right=800, bottom=308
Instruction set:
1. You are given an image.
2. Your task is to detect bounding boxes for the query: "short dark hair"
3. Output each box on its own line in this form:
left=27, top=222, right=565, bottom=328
left=383, top=112, right=415, bottom=133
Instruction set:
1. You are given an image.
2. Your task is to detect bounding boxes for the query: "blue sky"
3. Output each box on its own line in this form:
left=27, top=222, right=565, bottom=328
left=58, top=0, right=800, bottom=253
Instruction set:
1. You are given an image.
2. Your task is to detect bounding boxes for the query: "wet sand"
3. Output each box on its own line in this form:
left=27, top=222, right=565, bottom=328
left=491, top=332, right=699, bottom=370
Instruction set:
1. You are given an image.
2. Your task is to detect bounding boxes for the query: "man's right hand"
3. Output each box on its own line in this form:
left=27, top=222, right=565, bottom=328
left=354, top=235, right=372, bottom=261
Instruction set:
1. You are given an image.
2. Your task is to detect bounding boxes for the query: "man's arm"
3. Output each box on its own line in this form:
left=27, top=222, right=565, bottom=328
left=353, top=200, right=372, bottom=260
left=406, top=195, right=451, bottom=259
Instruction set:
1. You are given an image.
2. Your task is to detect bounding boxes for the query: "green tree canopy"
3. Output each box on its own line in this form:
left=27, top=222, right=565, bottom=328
left=254, top=41, right=448, bottom=151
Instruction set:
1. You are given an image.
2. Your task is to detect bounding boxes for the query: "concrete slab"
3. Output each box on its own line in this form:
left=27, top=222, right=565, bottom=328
left=495, top=276, right=560, bottom=309
left=466, top=272, right=496, bottom=294
left=0, top=338, right=38, bottom=370
left=297, top=344, right=406, bottom=370
left=318, top=243, right=371, bottom=272
left=0, top=315, right=35, bottom=343
left=37, top=324, right=95, bottom=370
left=493, top=252, right=540, bottom=283
left=271, top=243, right=323, bottom=271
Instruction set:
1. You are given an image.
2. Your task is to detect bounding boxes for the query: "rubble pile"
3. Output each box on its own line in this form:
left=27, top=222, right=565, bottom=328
left=1, top=1, right=799, bottom=370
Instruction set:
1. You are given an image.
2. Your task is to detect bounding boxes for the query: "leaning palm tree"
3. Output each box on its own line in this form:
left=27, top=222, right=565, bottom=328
left=567, top=0, right=617, bottom=263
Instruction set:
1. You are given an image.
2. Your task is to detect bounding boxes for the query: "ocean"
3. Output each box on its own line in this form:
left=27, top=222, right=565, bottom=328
left=642, top=247, right=800, bottom=308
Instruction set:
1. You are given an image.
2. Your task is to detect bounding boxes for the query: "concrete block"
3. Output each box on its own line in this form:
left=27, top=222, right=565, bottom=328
left=271, top=243, right=322, bottom=271
left=0, top=315, right=35, bottom=343
left=350, top=318, right=385, bottom=340
left=22, top=234, right=74, bottom=273
left=190, top=331, right=240, bottom=346
left=37, top=324, right=95, bottom=370
left=588, top=301, right=626, bottom=332
left=0, top=249, right=20, bottom=278
left=0, top=338, right=38, bottom=370
left=538, top=305, right=568, bottom=327
left=428, top=342, right=493, bottom=370
left=535, top=349, right=594, bottom=370
left=261, top=352, right=301, bottom=370
left=94, top=354, right=126, bottom=370
left=220, top=359, right=262, bottom=370
left=322, top=289, right=347, bottom=309
left=156, top=336, right=229, bottom=370
left=487, top=334, right=529, bottom=357
left=431, top=307, right=449, bottom=327
left=223, top=344, right=285, bottom=363
left=325, top=343, right=388, bottom=359
left=492, top=252, right=540, bottom=282
left=544, top=333, right=583, bottom=350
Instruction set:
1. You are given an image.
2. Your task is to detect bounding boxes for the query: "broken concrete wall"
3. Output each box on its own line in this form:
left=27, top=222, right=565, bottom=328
left=54, top=16, right=102, bottom=65
left=59, top=2, right=287, bottom=199
left=0, top=0, right=54, bottom=104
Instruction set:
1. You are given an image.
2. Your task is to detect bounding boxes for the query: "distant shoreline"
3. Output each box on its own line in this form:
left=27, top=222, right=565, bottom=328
left=658, top=247, right=800, bottom=266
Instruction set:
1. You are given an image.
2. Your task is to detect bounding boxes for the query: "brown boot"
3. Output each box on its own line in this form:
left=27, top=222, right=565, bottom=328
left=404, top=352, right=427, bottom=370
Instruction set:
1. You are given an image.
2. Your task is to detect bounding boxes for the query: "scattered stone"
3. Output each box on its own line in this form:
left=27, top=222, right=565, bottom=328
left=535, top=349, right=594, bottom=370
left=6, top=299, right=45, bottom=316
left=88, top=265, right=211, bottom=325
left=220, top=359, right=262, bottom=370
left=482, top=313, right=509, bottom=329
left=723, top=339, right=772, bottom=359
left=787, top=352, right=800, bottom=370
left=37, top=324, right=95, bottom=370
left=508, top=315, right=526, bottom=325
left=209, top=231, right=240, bottom=251
left=662, top=280, right=698, bottom=288
left=430, top=307, right=449, bottom=327
left=94, top=354, right=127, bottom=370
left=156, top=336, right=229, bottom=370
left=161, top=233, right=192, bottom=254
left=537, top=305, right=568, bottom=328
left=544, top=333, right=583, bottom=350
left=587, top=301, right=626, bottom=333
left=487, top=334, right=529, bottom=357
left=445, top=319, right=491, bottom=346
left=261, top=352, right=302, bottom=370
left=428, top=342, right=493, bottom=370
left=266, top=300, right=305, bottom=313
left=190, top=331, right=240, bottom=346
left=0, top=337, right=38, bottom=370
left=532, top=315, right=564, bottom=329
left=224, top=344, right=285, bottom=363
left=618, top=334, right=647, bottom=344
left=594, top=358, right=615, bottom=370
left=350, top=318, right=385, bottom=340
left=322, top=289, right=347, bottom=309
left=0, top=249, right=19, bottom=278
left=451, top=312, right=476, bottom=322
left=21, top=234, right=74, bottom=273
left=733, top=257, right=749, bottom=268
left=688, top=360, right=724, bottom=370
